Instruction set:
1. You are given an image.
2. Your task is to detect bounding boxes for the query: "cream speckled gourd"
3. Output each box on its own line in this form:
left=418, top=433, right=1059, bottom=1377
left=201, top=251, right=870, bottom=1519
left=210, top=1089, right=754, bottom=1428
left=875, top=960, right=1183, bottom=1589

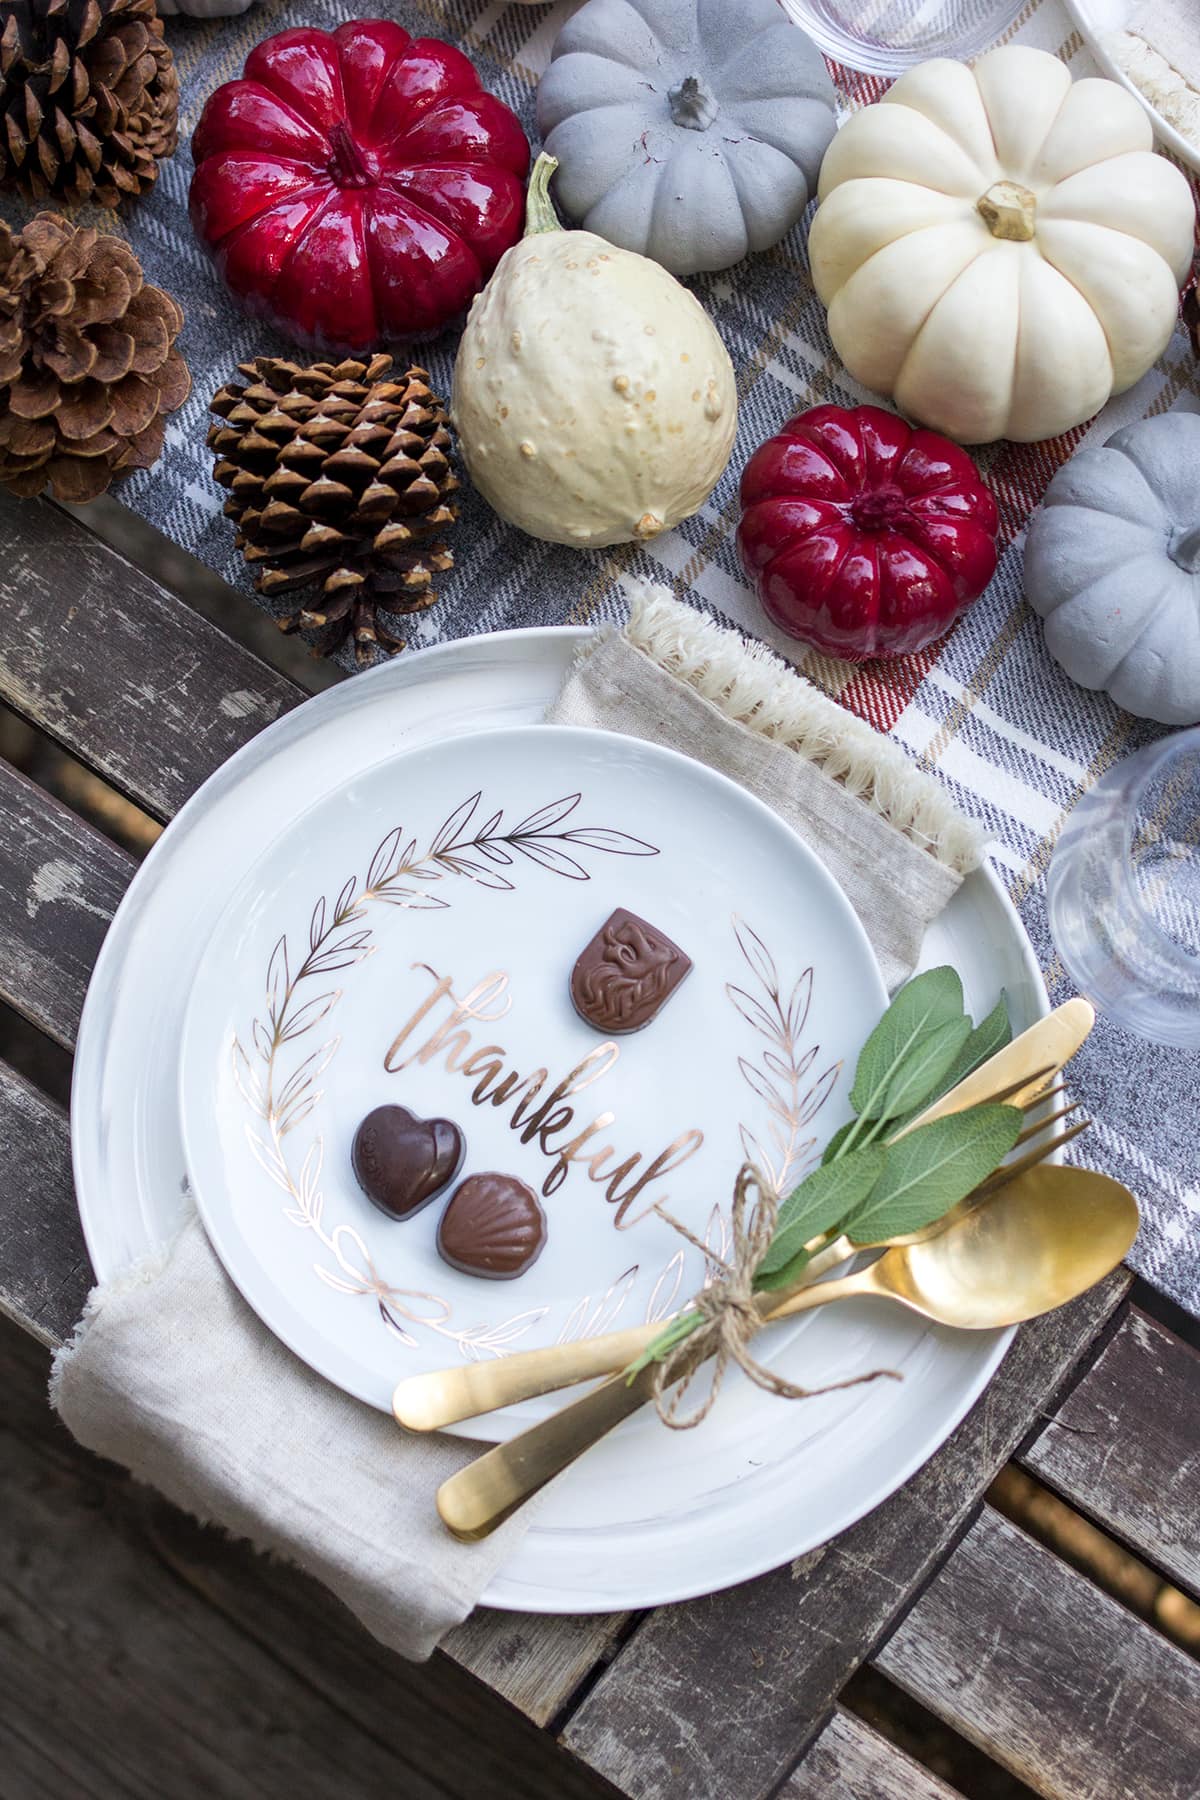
left=809, top=45, right=1195, bottom=445
left=451, top=155, right=736, bottom=549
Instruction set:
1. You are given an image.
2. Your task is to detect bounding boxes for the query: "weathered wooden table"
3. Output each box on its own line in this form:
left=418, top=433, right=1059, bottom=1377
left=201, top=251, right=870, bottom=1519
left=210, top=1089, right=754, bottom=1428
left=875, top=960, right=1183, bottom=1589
left=2, top=489, right=1198, bottom=1800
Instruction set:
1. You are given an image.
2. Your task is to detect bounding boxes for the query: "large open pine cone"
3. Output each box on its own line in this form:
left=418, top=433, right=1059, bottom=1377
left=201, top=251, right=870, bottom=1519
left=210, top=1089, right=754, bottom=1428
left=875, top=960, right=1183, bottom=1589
left=0, top=211, right=190, bottom=502
left=209, top=354, right=459, bottom=667
left=1, top=0, right=179, bottom=207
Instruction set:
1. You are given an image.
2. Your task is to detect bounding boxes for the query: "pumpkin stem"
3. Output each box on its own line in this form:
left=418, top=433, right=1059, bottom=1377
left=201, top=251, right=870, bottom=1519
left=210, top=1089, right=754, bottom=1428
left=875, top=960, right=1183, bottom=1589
left=327, top=122, right=374, bottom=189
left=669, top=74, right=719, bottom=132
left=524, top=153, right=563, bottom=238
left=976, top=180, right=1037, bottom=242
left=1169, top=523, right=1200, bottom=573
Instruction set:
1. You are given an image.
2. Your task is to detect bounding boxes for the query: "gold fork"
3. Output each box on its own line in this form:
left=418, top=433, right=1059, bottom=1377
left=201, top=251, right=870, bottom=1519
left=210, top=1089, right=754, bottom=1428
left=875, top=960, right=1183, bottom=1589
left=394, top=1092, right=1085, bottom=1432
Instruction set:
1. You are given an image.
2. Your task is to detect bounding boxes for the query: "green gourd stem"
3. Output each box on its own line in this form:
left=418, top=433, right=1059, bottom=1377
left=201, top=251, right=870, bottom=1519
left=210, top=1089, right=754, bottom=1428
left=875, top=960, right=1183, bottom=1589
left=669, top=74, right=719, bottom=131
left=1170, top=523, right=1200, bottom=572
left=524, top=153, right=563, bottom=238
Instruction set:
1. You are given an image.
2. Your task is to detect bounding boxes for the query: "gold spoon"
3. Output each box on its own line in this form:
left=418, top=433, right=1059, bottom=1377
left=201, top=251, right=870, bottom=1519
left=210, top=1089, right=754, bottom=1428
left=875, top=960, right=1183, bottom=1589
left=435, top=1164, right=1137, bottom=1541
left=394, top=1101, right=1085, bottom=1433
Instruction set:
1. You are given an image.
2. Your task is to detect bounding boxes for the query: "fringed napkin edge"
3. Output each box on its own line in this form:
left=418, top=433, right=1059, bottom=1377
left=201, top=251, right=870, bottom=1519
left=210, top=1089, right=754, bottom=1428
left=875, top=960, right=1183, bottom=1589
left=597, top=583, right=985, bottom=878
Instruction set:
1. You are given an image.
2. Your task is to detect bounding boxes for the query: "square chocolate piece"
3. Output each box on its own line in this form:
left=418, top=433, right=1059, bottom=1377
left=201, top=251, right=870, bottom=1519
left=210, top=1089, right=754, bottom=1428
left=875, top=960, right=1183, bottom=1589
left=570, top=907, right=692, bottom=1034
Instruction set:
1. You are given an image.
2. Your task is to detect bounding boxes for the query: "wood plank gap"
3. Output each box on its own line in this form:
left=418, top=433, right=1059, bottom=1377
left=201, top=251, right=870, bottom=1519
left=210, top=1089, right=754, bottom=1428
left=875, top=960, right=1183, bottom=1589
left=559, top=1276, right=1129, bottom=1800
left=53, top=496, right=342, bottom=697
left=0, top=493, right=303, bottom=820
left=0, top=756, right=134, bottom=1046
left=873, top=1503, right=1200, bottom=1800
left=777, top=1707, right=967, bottom=1799
left=1019, top=1305, right=1200, bottom=1601
left=0, top=1059, right=91, bottom=1342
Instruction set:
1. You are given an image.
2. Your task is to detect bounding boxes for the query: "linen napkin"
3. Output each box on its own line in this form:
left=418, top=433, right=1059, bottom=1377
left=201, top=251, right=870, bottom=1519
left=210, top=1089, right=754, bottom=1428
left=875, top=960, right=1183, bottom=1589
left=52, top=584, right=984, bottom=1660
left=550, top=586, right=983, bottom=991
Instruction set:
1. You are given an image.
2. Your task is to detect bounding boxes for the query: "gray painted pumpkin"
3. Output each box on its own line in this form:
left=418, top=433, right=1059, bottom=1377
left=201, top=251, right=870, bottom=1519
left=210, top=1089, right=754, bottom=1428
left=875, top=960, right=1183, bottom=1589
left=536, top=0, right=836, bottom=277
left=1024, top=413, right=1200, bottom=725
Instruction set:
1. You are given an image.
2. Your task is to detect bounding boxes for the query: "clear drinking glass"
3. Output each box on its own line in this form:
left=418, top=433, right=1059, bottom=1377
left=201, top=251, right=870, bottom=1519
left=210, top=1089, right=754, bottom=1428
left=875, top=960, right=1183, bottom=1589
left=1046, top=730, right=1200, bottom=1050
left=780, top=0, right=1027, bottom=74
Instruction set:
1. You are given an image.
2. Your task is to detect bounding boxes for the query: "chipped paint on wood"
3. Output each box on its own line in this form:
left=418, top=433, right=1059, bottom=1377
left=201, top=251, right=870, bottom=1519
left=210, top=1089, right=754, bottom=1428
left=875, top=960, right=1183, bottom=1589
left=1023, top=1307, right=1200, bottom=1601
left=0, top=494, right=299, bottom=819
left=876, top=1507, right=1200, bottom=1799
left=26, top=857, right=114, bottom=923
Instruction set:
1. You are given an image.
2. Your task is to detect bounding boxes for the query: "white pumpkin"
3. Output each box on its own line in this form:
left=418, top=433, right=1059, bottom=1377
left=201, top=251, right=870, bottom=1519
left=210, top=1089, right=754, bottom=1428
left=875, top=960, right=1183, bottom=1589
left=809, top=46, right=1195, bottom=444
left=452, top=155, right=737, bottom=548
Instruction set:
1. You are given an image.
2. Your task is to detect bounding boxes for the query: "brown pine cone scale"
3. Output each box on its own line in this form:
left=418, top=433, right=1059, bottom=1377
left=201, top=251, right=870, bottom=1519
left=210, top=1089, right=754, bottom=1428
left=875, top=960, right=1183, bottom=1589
left=0, top=210, right=189, bottom=502
left=1, top=0, right=178, bottom=208
left=209, top=354, right=459, bottom=667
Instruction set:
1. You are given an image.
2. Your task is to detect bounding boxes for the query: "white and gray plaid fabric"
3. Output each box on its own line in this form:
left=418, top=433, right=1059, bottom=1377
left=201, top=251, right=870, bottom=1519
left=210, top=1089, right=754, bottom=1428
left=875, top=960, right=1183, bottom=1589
left=5, top=0, right=1198, bottom=1311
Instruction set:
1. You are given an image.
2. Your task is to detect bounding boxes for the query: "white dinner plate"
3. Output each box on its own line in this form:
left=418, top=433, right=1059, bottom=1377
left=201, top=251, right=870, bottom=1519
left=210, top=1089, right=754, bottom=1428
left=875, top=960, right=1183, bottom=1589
left=179, top=725, right=887, bottom=1435
left=72, top=627, right=1047, bottom=1613
left=1065, top=0, right=1200, bottom=175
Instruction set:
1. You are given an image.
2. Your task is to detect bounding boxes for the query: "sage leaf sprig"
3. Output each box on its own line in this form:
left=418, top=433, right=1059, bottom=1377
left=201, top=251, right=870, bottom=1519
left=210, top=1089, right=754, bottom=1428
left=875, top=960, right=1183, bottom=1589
left=629, top=969, right=1018, bottom=1379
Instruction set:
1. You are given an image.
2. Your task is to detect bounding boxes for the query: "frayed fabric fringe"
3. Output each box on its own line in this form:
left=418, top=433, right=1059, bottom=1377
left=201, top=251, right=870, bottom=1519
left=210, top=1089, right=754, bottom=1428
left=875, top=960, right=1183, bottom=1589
left=616, top=582, right=984, bottom=878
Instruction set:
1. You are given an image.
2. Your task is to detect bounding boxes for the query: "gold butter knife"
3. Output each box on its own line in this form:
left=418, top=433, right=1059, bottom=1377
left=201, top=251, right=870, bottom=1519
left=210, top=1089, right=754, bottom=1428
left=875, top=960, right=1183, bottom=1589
left=395, top=998, right=1093, bottom=1432
left=436, top=1157, right=1123, bottom=1542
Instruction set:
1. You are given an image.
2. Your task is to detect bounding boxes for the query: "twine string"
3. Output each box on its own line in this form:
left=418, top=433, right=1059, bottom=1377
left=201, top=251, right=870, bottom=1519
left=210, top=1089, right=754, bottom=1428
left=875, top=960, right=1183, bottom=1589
left=650, top=1165, right=900, bottom=1430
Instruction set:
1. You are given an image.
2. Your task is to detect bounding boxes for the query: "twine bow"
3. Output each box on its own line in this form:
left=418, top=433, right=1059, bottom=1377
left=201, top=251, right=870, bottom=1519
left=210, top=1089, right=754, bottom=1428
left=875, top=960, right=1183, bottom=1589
left=652, top=1165, right=899, bottom=1430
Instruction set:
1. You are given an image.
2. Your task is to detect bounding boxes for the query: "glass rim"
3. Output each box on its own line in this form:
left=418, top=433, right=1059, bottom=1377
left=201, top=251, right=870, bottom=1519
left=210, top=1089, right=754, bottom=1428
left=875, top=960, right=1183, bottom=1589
left=1116, top=729, right=1200, bottom=976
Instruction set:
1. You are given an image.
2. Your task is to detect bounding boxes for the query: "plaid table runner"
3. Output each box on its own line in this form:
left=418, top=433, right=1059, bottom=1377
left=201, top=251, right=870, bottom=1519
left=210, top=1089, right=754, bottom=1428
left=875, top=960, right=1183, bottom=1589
left=6, top=0, right=1199, bottom=1313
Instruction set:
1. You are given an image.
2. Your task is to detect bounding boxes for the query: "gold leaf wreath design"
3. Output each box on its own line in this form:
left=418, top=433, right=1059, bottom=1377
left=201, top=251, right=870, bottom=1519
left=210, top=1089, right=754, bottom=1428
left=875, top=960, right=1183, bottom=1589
left=233, top=789, right=662, bottom=1359
left=229, top=796, right=839, bottom=1363
left=728, top=917, right=843, bottom=1203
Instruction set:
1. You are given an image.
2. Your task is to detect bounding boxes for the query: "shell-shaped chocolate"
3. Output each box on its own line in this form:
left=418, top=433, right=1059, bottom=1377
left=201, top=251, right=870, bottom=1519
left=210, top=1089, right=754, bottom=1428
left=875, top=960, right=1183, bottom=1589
left=437, top=1173, right=547, bottom=1280
left=352, top=1105, right=465, bottom=1221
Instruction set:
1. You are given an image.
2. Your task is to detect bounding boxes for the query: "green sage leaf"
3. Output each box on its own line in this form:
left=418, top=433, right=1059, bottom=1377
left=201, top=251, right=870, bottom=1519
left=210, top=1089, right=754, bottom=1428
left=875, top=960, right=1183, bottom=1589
left=843, top=1104, right=1022, bottom=1244
left=931, top=993, right=1012, bottom=1104
left=871, top=993, right=1014, bottom=1136
left=821, top=1119, right=858, bottom=1166
left=848, top=966, right=966, bottom=1123
left=875, top=1013, right=971, bottom=1120
left=757, top=1145, right=887, bottom=1282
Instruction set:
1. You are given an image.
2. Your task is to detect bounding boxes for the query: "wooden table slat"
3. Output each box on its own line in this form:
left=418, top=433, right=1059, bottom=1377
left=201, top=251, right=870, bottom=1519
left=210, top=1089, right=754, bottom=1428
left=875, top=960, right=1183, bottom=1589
left=779, top=1708, right=965, bottom=1800
left=445, top=1608, right=631, bottom=1728
left=2, top=1320, right=612, bottom=1800
left=0, top=1060, right=90, bottom=1345
left=1021, top=1305, right=1200, bottom=1601
left=0, top=756, right=134, bottom=1046
left=559, top=1276, right=1129, bottom=1800
left=0, top=494, right=300, bottom=821
left=874, top=1504, right=1200, bottom=1800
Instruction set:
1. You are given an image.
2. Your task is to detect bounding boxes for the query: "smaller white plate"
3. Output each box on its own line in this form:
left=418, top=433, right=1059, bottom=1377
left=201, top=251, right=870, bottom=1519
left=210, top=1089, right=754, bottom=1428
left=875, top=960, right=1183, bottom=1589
left=179, top=725, right=887, bottom=1437
left=1066, top=0, right=1200, bottom=174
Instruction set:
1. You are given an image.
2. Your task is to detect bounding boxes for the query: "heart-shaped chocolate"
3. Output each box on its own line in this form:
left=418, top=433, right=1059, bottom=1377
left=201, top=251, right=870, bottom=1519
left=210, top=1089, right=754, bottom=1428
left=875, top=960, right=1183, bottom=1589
left=437, top=1173, right=547, bottom=1281
left=352, top=1105, right=465, bottom=1221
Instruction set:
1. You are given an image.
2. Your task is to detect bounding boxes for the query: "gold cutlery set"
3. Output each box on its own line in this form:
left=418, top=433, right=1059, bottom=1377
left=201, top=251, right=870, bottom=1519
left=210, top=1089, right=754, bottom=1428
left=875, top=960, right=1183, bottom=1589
left=392, top=999, right=1138, bottom=1540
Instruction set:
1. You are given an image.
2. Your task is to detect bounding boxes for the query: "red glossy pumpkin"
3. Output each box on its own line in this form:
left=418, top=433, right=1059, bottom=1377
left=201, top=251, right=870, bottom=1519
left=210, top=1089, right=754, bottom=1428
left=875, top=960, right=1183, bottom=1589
left=737, top=405, right=999, bottom=660
left=189, top=21, right=530, bottom=353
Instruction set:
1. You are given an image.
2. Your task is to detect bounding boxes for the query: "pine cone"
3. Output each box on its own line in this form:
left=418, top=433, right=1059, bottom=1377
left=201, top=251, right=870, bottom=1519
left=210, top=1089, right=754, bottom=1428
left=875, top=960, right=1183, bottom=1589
left=0, top=0, right=178, bottom=208
left=209, top=353, right=459, bottom=668
left=1185, top=280, right=1199, bottom=362
left=0, top=211, right=190, bottom=502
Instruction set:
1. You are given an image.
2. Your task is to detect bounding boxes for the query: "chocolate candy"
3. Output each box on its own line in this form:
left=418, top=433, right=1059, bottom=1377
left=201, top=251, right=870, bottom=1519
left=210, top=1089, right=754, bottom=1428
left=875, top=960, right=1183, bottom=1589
left=352, top=1105, right=465, bottom=1221
left=437, top=1173, right=547, bottom=1280
left=570, top=907, right=692, bottom=1034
